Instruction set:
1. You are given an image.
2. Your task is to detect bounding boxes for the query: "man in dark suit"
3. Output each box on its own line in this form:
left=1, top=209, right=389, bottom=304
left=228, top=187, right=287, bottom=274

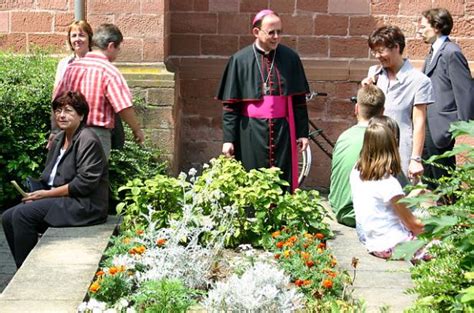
left=418, top=8, right=474, bottom=189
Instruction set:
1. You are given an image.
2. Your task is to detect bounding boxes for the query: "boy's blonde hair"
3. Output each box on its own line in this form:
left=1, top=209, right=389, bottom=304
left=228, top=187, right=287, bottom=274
left=356, top=122, right=401, bottom=181
left=357, top=84, right=385, bottom=120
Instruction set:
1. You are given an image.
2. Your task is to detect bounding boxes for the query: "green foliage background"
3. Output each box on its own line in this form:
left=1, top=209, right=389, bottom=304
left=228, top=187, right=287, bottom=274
left=0, top=52, right=56, bottom=209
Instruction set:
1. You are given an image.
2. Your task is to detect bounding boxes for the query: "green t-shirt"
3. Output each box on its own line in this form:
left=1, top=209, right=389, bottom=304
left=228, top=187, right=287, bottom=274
left=328, top=125, right=367, bottom=227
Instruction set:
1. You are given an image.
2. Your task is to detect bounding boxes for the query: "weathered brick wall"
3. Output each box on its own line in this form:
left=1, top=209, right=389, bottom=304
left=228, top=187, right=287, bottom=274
left=0, top=0, right=168, bottom=62
left=1, top=0, right=472, bottom=187
left=168, top=0, right=474, bottom=188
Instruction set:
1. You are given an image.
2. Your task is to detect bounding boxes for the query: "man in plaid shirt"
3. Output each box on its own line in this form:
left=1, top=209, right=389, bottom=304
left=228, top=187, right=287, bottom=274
left=54, top=23, right=144, bottom=157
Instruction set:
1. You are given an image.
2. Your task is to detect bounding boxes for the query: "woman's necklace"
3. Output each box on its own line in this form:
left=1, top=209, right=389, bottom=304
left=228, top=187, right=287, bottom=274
left=253, top=44, right=276, bottom=95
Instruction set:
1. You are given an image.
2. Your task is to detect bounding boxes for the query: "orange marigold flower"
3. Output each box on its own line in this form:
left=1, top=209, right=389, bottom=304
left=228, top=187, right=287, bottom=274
left=122, top=237, right=131, bottom=244
left=129, top=245, right=146, bottom=255
left=303, top=279, right=312, bottom=286
left=89, top=281, right=100, bottom=293
left=323, top=269, right=337, bottom=278
left=318, top=242, right=326, bottom=249
left=306, top=260, right=315, bottom=268
left=135, top=229, right=144, bottom=236
left=295, top=279, right=304, bottom=287
left=283, top=240, right=294, bottom=248
left=96, top=270, right=105, bottom=277
left=276, top=241, right=284, bottom=249
left=303, top=233, right=313, bottom=240
left=288, top=235, right=298, bottom=243
left=303, top=243, right=310, bottom=249
left=156, top=238, right=167, bottom=246
left=274, top=253, right=281, bottom=260
left=322, top=279, right=333, bottom=289
left=109, top=266, right=119, bottom=275
left=271, top=230, right=281, bottom=238
left=300, top=251, right=311, bottom=260
left=315, top=233, right=325, bottom=240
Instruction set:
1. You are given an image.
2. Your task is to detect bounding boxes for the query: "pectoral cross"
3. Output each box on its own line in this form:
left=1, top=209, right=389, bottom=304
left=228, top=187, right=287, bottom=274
left=264, top=83, right=270, bottom=94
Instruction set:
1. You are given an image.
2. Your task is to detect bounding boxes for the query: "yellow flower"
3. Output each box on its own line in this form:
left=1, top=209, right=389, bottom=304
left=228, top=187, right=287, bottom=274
left=271, top=230, right=281, bottom=238
left=89, top=281, right=100, bottom=293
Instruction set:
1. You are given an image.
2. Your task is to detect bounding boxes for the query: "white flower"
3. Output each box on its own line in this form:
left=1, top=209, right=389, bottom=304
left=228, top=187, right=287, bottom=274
left=126, top=308, right=137, bottom=313
left=188, top=168, right=197, bottom=176
left=77, top=302, right=87, bottom=312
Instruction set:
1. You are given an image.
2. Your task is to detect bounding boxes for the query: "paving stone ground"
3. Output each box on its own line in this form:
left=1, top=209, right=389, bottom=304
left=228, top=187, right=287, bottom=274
left=0, top=213, right=17, bottom=294
left=322, top=199, right=416, bottom=312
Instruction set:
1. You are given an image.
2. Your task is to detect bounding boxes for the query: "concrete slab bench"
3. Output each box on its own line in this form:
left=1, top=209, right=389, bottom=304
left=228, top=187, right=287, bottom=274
left=0, top=215, right=120, bottom=313
left=324, top=200, right=416, bottom=312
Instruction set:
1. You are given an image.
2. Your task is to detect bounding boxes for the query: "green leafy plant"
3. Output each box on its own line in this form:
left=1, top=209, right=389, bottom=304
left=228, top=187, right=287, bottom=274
left=108, top=126, right=167, bottom=209
left=116, top=174, right=185, bottom=230
left=0, top=51, right=57, bottom=209
left=88, top=266, right=133, bottom=305
left=133, top=279, right=199, bottom=313
left=265, top=229, right=349, bottom=300
left=193, top=156, right=331, bottom=247
left=116, top=156, right=331, bottom=247
left=394, top=120, right=474, bottom=312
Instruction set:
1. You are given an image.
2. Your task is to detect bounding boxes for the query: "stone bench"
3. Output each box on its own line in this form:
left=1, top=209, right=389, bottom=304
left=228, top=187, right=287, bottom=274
left=323, top=201, right=416, bottom=312
left=0, top=215, right=120, bottom=313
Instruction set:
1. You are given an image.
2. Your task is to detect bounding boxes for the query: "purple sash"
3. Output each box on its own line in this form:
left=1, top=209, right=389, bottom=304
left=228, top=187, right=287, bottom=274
left=242, top=96, right=298, bottom=192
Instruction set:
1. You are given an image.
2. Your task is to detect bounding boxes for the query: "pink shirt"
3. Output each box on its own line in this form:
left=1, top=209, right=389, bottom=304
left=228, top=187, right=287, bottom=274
left=54, top=52, right=133, bottom=129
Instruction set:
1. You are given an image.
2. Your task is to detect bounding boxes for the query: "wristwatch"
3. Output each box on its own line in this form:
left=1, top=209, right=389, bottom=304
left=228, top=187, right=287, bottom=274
left=410, top=156, right=422, bottom=162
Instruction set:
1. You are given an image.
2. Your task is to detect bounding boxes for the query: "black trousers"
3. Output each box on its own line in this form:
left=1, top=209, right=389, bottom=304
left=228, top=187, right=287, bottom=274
left=422, top=125, right=456, bottom=190
left=2, top=199, right=53, bottom=268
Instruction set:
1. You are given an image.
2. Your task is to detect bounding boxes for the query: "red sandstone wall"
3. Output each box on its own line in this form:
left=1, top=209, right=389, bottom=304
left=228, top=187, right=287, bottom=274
left=0, top=0, right=168, bottom=62
left=169, top=0, right=474, bottom=189
left=1, top=0, right=472, bottom=188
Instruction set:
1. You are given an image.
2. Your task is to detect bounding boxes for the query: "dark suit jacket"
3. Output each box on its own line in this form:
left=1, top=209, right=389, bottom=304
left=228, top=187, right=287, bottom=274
left=39, top=125, right=109, bottom=227
left=423, top=39, right=474, bottom=149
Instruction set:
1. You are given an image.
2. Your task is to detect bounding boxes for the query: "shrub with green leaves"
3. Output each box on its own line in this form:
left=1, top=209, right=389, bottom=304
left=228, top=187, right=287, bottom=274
left=395, top=120, right=474, bottom=312
left=0, top=51, right=57, bottom=209
left=133, top=279, right=198, bottom=313
left=194, top=156, right=330, bottom=247
left=108, top=126, right=167, bottom=208
left=116, top=156, right=331, bottom=248
left=116, top=174, right=185, bottom=230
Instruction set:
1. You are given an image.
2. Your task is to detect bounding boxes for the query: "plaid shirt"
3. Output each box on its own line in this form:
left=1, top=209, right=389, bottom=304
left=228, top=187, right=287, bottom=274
left=54, top=52, right=133, bottom=129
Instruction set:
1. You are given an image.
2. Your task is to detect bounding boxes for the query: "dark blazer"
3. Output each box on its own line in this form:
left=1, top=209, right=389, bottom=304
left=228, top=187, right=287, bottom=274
left=423, top=39, right=474, bottom=149
left=40, top=126, right=108, bottom=227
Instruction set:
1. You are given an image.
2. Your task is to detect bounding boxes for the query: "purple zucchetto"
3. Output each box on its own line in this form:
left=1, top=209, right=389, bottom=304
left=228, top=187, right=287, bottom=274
left=252, top=9, right=275, bottom=26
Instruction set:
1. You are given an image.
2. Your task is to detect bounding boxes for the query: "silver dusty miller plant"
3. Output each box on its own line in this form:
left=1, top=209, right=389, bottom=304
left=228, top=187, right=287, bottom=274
left=204, top=261, right=304, bottom=312
left=115, top=167, right=237, bottom=290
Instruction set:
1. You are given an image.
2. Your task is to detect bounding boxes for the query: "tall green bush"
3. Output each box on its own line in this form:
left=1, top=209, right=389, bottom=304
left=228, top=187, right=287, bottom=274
left=394, top=120, right=474, bottom=312
left=0, top=51, right=57, bottom=209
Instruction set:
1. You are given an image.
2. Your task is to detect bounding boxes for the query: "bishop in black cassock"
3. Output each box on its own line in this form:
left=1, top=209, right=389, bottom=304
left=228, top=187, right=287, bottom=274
left=216, top=9, right=310, bottom=192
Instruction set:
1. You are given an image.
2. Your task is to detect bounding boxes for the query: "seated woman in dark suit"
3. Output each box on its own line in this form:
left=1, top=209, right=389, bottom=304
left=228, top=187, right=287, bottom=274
left=2, top=91, right=108, bottom=268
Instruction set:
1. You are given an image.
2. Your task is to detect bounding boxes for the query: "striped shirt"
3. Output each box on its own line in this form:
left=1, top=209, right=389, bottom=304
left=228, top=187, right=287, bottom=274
left=54, top=52, right=133, bottom=129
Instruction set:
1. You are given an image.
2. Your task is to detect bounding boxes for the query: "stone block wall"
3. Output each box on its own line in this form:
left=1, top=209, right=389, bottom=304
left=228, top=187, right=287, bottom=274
left=0, top=0, right=473, bottom=187
left=0, top=0, right=168, bottom=62
left=169, top=0, right=474, bottom=188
